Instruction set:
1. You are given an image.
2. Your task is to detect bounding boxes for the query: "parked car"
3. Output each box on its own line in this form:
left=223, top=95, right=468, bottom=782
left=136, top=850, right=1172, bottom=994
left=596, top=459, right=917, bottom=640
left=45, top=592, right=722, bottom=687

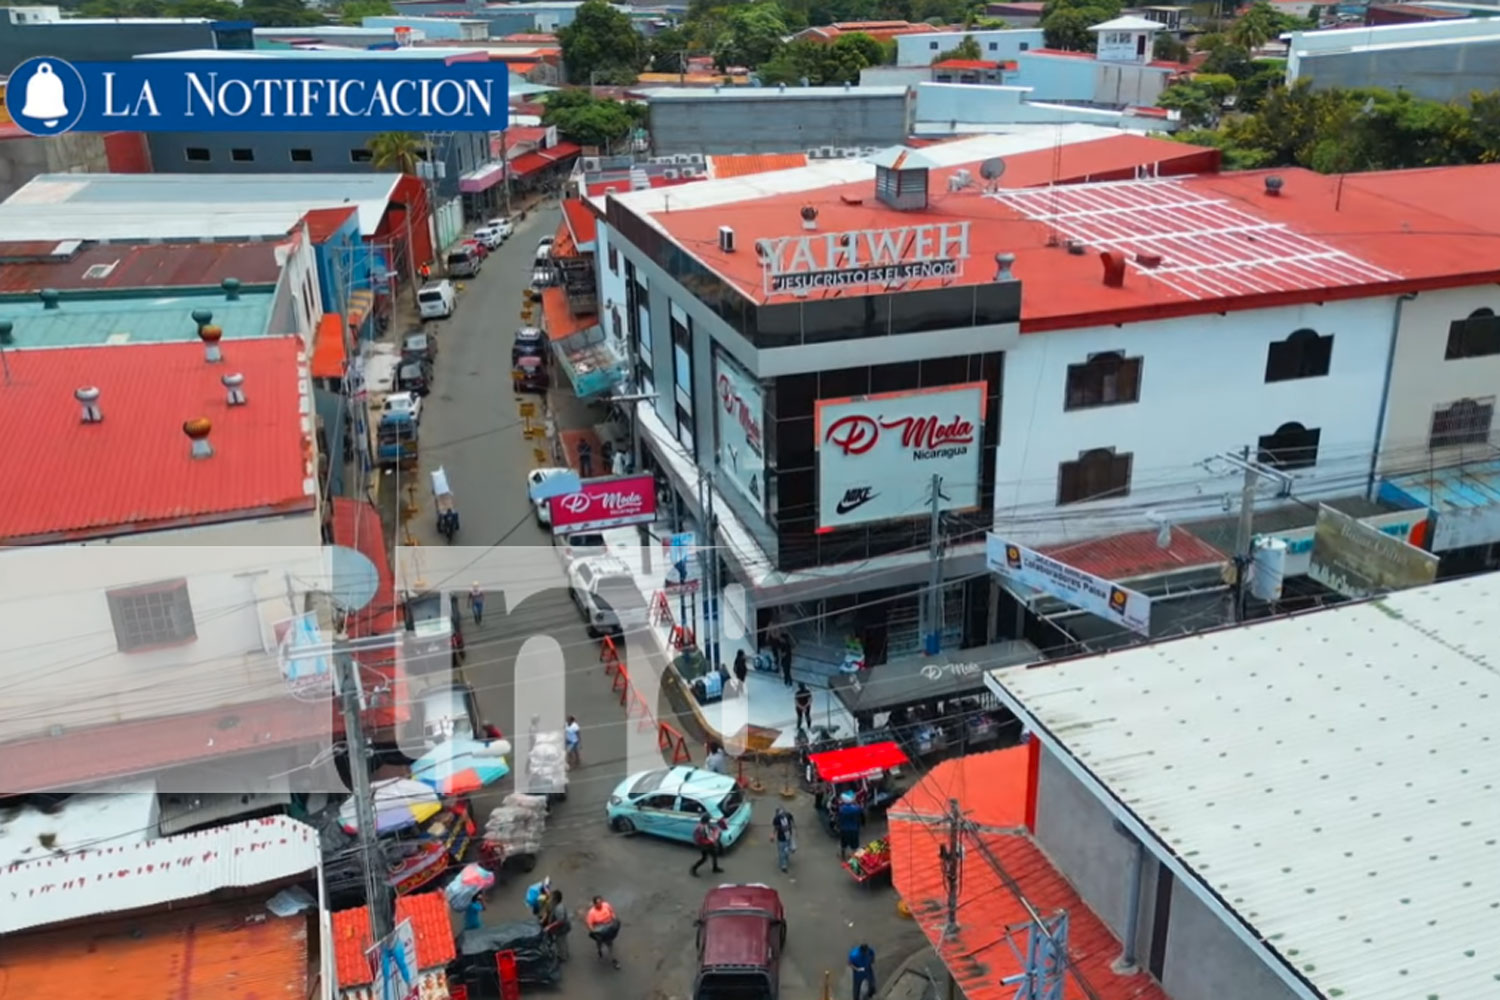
left=513, top=326, right=544, bottom=363
left=402, top=331, right=436, bottom=364
left=555, top=531, right=607, bottom=562
left=417, top=680, right=482, bottom=747
left=486, top=217, right=514, bottom=240
left=473, top=225, right=504, bottom=249
left=528, top=467, right=572, bottom=526
left=459, top=237, right=490, bottom=260
left=417, top=281, right=455, bottom=320
left=568, top=555, right=643, bottom=637
left=513, top=355, right=549, bottom=394
left=694, top=884, right=786, bottom=1000
left=533, top=242, right=552, bottom=264
left=537, top=235, right=554, bottom=251
left=394, top=360, right=432, bottom=397
left=446, top=246, right=481, bottom=278
left=381, top=390, right=422, bottom=423
left=606, top=766, right=752, bottom=846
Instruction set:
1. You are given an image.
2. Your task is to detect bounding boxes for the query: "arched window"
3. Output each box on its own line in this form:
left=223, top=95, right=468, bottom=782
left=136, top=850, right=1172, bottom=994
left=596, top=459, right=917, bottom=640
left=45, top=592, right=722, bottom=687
left=1264, top=328, right=1333, bottom=382
left=1446, top=308, right=1500, bottom=360
left=1430, top=398, right=1495, bottom=448
left=1058, top=447, right=1133, bottom=504
left=1064, top=351, right=1143, bottom=410
left=1257, top=422, right=1321, bottom=471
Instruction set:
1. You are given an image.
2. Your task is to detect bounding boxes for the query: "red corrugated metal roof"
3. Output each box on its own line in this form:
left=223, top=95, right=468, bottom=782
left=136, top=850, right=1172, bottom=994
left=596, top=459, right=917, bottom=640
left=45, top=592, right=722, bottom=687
left=508, top=150, right=552, bottom=177
left=311, top=312, right=347, bottom=380
left=585, top=174, right=705, bottom=197
left=301, top=206, right=358, bottom=243
left=1041, top=526, right=1227, bottom=581
left=709, top=152, right=809, bottom=179
left=332, top=893, right=457, bottom=987
left=891, top=749, right=1169, bottom=1000
left=0, top=241, right=282, bottom=293
left=541, top=284, right=595, bottom=341
left=0, top=337, right=314, bottom=543
left=933, top=58, right=1001, bottom=69
left=562, top=198, right=597, bottom=248
left=542, top=141, right=581, bottom=162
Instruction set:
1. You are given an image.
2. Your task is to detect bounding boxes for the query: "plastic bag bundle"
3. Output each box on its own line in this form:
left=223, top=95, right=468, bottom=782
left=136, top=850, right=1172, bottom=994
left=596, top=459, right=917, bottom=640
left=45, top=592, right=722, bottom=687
left=503, top=793, right=550, bottom=813
left=444, top=864, right=496, bottom=910
left=485, top=797, right=548, bottom=855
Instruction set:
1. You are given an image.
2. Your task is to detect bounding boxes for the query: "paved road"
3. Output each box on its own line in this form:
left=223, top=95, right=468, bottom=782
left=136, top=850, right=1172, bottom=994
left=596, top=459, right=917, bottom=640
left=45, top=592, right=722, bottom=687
left=390, top=209, right=926, bottom=1000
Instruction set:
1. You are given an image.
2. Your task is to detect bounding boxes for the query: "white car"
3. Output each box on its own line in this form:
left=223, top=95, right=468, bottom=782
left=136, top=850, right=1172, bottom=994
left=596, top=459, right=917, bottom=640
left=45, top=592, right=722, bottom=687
left=473, top=225, right=503, bottom=249
left=527, top=467, right=571, bottom=526
left=537, top=235, right=554, bottom=250
left=533, top=242, right=553, bottom=264
left=556, top=531, right=607, bottom=563
left=486, top=217, right=514, bottom=240
left=567, top=555, right=645, bottom=637
left=382, top=391, right=422, bottom=423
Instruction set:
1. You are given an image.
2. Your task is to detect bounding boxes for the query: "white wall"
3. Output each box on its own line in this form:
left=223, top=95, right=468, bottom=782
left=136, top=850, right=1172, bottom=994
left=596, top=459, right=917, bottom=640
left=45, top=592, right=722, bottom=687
left=1381, top=285, right=1500, bottom=474
left=1285, top=17, right=1500, bottom=79
left=913, top=81, right=1176, bottom=128
left=994, top=296, right=1399, bottom=546
left=0, top=531, right=327, bottom=745
left=897, top=27, right=1044, bottom=66
left=860, top=65, right=931, bottom=86
left=596, top=221, right=631, bottom=359
left=274, top=220, right=325, bottom=349
left=1013, top=51, right=1098, bottom=101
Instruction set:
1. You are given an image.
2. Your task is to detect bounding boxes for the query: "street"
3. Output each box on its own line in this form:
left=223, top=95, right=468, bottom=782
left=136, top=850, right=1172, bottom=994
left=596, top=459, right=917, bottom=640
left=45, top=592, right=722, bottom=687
left=386, top=208, right=927, bottom=999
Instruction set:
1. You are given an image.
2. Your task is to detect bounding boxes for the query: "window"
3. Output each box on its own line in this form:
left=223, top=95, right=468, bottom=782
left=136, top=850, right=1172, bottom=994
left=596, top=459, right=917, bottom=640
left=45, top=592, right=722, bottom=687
left=349, top=148, right=374, bottom=164
left=608, top=246, right=619, bottom=274
left=672, top=305, right=693, bottom=410
left=1064, top=352, right=1142, bottom=409
left=290, top=148, right=313, bottom=162
left=107, top=579, right=196, bottom=652
left=638, top=793, right=677, bottom=810
left=1430, top=397, right=1495, bottom=448
left=1257, top=422, right=1321, bottom=470
left=1265, top=328, right=1333, bottom=382
left=1019, top=41, right=1029, bottom=51
left=930, top=41, right=939, bottom=49
left=231, top=148, right=254, bottom=162
left=988, top=41, right=997, bottom=50
left=1445, top=308, right=1500, bottom=360
left=184, top=147, right=211, bottom=162
left=679, top=797, right=707, bottom=815
left=1057, top=448, right=1133, bottom=505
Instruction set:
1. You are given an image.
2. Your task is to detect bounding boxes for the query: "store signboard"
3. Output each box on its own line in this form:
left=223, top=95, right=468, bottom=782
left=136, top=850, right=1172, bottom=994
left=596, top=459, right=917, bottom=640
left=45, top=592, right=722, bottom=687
left=547, top=473, right=657, bottom=534
left=1255, top=506, right=1428, bottom=577
left=758, top=221, right=970, bottom=295
left=1306, top=504, right=1438, bottom=599
left=815, top=382, right=985, bottom=530
left=368, top=919, right=419, bottom=1000
left=713, top=351, right=766, bottom=516
left=987, top=534, right=1152, bottom=637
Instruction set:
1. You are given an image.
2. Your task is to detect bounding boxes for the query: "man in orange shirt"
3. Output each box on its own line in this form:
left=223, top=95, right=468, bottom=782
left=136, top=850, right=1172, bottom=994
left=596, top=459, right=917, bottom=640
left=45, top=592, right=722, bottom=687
left=585, top=895, right=622, bottom=969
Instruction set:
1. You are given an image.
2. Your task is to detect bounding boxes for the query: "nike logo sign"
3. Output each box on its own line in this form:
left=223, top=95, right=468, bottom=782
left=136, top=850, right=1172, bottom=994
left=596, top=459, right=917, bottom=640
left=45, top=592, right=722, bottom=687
left=836, top=487, right=877, bottom=515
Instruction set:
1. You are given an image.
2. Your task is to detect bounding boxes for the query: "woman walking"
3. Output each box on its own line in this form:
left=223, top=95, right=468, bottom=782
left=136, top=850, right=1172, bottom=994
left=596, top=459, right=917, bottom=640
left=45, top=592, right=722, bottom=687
left=586, top=895, right=622, bottom=969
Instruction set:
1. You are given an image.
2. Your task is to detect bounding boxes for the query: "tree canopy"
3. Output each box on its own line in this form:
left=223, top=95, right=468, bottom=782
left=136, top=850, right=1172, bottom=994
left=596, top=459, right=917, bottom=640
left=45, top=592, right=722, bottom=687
left=556, top=0, right=648, bottom=83
left=933, top=34, right=982, bottom=63
left=1040, top=0, right=1120, bottom=52
left=758, top=31, right=887, bottom=84
left=541, top=91, right=645, bottom=148
left=713, top=2, right=790, bottom=70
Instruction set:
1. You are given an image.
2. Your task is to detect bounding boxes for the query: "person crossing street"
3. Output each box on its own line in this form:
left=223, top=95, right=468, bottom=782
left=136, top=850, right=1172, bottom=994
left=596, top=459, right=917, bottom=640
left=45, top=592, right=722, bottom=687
left=691, top=813, right=725, bottom=877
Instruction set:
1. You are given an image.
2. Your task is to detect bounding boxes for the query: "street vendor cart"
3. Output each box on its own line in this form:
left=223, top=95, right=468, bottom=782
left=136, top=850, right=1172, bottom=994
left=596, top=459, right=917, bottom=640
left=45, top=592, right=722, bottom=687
left=433, top=466, right=459, bottom=542
left=808, top=741, right=909, bottom=837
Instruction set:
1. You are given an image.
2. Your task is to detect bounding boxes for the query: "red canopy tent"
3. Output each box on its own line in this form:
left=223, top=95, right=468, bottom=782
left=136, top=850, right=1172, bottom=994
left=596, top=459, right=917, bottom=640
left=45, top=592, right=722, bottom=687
left=808, top=741, right=909, bottom=783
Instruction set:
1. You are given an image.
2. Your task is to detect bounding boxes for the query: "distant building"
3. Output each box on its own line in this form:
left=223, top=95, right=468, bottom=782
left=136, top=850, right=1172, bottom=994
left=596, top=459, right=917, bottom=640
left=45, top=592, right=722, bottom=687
left=983, top=2, right=1046, bottom=26
left=910, top=81, right=1180, bottom=132
left=0, top=121, right=151, bottom=203
left=1284, top=16, right=1500, bottom=102
left=0, top=5, right=251, bottom=74
left=794, top=19, right=948, bottom=43
left=252, top=24, right=418, bottom=48
left=1008, top=16, right=1186, bottom=108
left=362, top=13, right=493, bottom=39
left=896, top=27, right=1044, bottom=65
left=931, top=58, right=1012, bottom=84
left=389, top=0, right=627, bottom=34
left=1366, top=1, right=1500, bottom=23
left=641, top=86, right=912, bottom=156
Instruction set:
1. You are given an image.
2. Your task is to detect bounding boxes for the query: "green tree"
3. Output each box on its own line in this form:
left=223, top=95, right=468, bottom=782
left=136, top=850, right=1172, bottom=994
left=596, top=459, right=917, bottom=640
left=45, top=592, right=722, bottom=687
left=1041, top=6, right=1109, bottom=50
left=338, top=0, right=395, bottom=25
left=542, top=92, right=636, bottom=147
left=1152, top=32, right=1189, bottom=63
left=1228, top=0, right=1281, bottom=50
left=648, top=26, right=691, bottom=73
left=714, top=2, right=789, bottom=69
left=934, top=34, right=983, bottom=62
left=241, top=0, right=325, bottom=25
left=366, top=132, right=423, bottom=174
left=557, top=0, right=648, bottom=82
left=1155, top=72, right=1235, bottom=127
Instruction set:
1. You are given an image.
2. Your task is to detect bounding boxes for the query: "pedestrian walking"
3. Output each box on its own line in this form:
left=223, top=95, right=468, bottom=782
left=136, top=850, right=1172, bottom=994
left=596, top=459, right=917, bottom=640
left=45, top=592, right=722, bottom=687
left=543, top=889, right=572, bottom=961
left=469, top=583, right=485, bottom=626
left=770, top=806, right=796, bottom=873
left=565, top=715, right=581, bottom=767
left=585, top=896, right=622, bottom=969
left=778, top=630, right=795, bottom=687
left=733, top=649, right=749, bottom=688
left=849, top=943, right=877, bottom=1000
left=836, top=791, right=863, bottom=861
left=577, top=439, right=593, bottom=478
left=481, top=720, right=504, bottom=742
left=795, top=683, right=813, bottom=731
left=464, top=894, right=486, bottom=931
left=691, top=814, right=725, bottom=876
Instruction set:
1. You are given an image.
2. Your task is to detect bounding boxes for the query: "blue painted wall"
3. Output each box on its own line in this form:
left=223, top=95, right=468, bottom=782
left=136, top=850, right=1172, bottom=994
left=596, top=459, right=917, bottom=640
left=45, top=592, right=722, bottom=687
left=312, top=211, right=388, bottom=340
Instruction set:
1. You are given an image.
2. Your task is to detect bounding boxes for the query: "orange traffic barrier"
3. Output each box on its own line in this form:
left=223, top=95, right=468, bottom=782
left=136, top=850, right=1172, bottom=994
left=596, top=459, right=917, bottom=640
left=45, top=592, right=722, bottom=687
left=600, top=635, right=619, bottom=675
left=658, top=722, right=692, bottom=764
left=670, top=625, right=696, bottom=650
left=627, top=689, right=655, bottom=732
left=611, top=662, right=630, bottom=704
left=650, top=591, right=673, bottom=626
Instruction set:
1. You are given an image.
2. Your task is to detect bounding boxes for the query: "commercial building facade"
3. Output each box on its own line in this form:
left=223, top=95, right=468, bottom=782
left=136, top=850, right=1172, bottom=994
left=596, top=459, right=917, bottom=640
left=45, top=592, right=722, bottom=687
left=0, top=6, right=251, bottom=74
left=642, top=86, right=913, bottom=157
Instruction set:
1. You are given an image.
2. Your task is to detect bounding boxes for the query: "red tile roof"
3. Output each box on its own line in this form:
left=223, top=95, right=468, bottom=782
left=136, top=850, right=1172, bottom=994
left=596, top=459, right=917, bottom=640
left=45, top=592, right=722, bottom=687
left=933, top=58, right=1001, bottom=69
left=311, top=312, right=347, bottom=380
left=541, top=284, right=596, bottom=341
left=1028, top=46, right=1097, bottom=59
left=1041, top=526, right=1227, bottom=581
left=562, top=197, right=598, bottom=248
left=0, top=901, right=310, bottom=998
left=0, top=338, right=315, bottom=544
left=301, top=206, right=359, bottom=243
left=332, top=892, right=457, bottom=987
left=891, top=749, right=1168, bottom=1000
left=708, top=152, right=810, bottom=179
left=0, top=695, right=329, bottom=794
left=0, top=241, right=282, bottom=294
left=638, top=142, right=1500, bottom=330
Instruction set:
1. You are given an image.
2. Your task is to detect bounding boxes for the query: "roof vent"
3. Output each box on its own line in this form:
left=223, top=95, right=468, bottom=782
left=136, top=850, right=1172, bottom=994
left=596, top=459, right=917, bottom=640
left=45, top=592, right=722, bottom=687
left=222, top=277, right=241, bottom=301
left=192, top=308, right=214, bottom=329
left=83, top=261, right=118, bottom=281
left=994, top=252, right=1015, bottom=281
left=223, top=372, right=247, bottom=406
left=800, top=205, right=818, bottom=231
left=198, top=324, right=224, bottom=363
left=872, top=147, right=932, bottom=212
left=1264, top=175, right=1284, bottom=197
left=75, top=386, right=102, bottom=424
left=184, top=417, right=213, bottom=459
left=38, top=289, right=59, bottom=310
left=1136, top=252, right=1162, bottom=268
left=1100, top=250, right=1127, bottom=288
left=718, top=226, right=736, bottom=253
left=0, top=320, right=12, bottom=346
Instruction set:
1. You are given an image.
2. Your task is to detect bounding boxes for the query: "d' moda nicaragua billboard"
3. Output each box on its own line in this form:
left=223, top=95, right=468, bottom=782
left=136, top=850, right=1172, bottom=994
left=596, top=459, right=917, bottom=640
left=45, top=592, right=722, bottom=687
left=547, top=474, right=657, bottom=534
left=814, top=382, right=985, bottom=530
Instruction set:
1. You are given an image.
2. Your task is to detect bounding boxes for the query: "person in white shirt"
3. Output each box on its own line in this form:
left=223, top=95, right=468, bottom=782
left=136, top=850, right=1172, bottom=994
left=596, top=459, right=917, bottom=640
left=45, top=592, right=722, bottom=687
left=565, top=715, right=581, bottom=767
left=704, top=742, right=729, bottom=775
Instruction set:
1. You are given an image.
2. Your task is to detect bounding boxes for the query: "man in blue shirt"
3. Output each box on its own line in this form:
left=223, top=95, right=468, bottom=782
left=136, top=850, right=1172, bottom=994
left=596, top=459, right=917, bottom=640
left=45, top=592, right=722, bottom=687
left=836, top=793, right=864, bottom=861
left=849, top=942, right=876, bottom=1000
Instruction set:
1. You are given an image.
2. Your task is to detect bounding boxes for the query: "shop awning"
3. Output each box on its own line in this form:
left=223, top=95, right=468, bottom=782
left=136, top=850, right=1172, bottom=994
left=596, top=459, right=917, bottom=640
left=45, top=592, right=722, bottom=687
left=510, top=142, right=583, bottom=178
left=311, top=312, right=346, bottom=379
left=459, top=161, right=507, bottom=194
left=809, top=741, right=908, bottom=783
left=1380, top=457, right=1500, bottom=551
left=830, top=640, right=1040, bottom=717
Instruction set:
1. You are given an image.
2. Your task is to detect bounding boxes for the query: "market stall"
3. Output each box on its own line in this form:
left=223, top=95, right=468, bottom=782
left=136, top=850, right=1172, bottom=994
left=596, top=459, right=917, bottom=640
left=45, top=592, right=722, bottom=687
left=808, top=741, right=909, bottom=838
left=842, top=837, right=892, bottom=884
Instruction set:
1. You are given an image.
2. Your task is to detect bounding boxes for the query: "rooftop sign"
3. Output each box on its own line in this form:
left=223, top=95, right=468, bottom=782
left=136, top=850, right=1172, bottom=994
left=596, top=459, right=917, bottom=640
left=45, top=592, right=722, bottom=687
left=4, top=55, right=509, bottom=137
left=757, top=221, right=970, bottom=295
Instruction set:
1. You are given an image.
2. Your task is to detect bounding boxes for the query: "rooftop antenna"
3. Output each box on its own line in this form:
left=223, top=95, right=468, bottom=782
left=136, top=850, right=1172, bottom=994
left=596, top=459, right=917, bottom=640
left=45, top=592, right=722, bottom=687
left=1046, top=126, right=1065, bottom=248
left=979, top=157, right=1005, bottom=194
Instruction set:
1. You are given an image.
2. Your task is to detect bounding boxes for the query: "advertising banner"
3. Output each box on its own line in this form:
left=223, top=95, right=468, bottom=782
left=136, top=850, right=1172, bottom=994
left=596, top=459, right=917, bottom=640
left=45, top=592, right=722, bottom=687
left=713, top=351, right=766, bottom=516
left=1306, top=504, right=1438, bottom=599
left=758, top=221, right=970, bottom=295
left=4, top=56, right=509, bottom=137
left=986, top=534, right=1152, bottom=637
left=815, top=382, right=985, bottom=530
left=547, top=473, right=657, bottom=534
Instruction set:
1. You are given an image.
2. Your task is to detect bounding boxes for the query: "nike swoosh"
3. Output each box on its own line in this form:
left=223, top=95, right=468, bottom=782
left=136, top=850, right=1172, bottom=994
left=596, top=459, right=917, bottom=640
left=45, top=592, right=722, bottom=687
left=836, top=495, right=876, bottom=515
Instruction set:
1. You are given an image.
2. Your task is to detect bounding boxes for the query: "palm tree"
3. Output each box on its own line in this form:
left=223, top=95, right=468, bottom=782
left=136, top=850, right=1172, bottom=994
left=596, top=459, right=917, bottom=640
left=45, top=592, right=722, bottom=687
left=366, top=132, right=423, bottom=174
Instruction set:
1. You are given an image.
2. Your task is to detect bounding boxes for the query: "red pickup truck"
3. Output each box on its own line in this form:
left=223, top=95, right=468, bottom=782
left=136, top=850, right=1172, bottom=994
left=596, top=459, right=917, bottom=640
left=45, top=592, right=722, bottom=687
left=693, top=883, right=787, bottom=1000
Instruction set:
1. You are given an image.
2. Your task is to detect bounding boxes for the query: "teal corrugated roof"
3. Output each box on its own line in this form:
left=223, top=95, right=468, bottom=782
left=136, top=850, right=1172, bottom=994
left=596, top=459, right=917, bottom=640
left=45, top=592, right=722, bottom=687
left=0, top=292, right=275, bottom=348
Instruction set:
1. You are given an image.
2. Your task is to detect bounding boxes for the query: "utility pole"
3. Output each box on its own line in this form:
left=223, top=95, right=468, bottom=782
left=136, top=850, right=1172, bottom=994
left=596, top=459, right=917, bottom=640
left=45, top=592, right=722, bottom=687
left=1230, top=445, right=1258, bottom=624
left=924, top=474, right=947, bottom=656
left=940, top=797, right=962, bottom=939
left=498, top=124, right=513, bottom=219
left=702, top=470, right=721, bottom=670
left=337, top=642, right=393, bottom=943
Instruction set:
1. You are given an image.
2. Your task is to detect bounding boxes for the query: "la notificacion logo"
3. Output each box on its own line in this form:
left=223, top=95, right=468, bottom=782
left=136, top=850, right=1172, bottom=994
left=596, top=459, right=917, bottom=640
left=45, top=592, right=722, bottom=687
left=6, top=57, right=87, bottom=137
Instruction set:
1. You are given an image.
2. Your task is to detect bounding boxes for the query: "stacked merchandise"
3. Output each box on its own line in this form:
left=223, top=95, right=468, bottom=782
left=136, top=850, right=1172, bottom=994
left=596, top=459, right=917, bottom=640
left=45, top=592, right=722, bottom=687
left=485, top=793, right=550, bottom=858
left=525, top=731, right=567, bottom=796
left=844, top=838, right=890, bottom=879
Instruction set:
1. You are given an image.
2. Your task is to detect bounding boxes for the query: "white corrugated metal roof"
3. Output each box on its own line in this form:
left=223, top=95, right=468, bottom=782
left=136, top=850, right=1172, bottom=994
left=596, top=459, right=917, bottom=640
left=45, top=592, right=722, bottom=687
left=0, top=815, right=320, bottom=934
left=638, top=85, right=912, bottom=99
left=0, top=784, right=157, bottom=868
left=988, top=572, right=1500, bottom=1000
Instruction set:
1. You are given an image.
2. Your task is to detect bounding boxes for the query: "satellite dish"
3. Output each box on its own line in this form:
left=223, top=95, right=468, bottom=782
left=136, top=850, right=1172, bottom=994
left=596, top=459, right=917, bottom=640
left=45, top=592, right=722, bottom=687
left=326, top=544, right=380, bottom=613
left=979, top=158, right=1006, bottom=181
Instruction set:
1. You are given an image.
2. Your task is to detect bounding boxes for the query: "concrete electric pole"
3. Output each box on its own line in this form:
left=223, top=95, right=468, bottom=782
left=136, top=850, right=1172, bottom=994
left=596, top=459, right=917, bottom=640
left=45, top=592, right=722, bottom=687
left=924, top=474, right=949, bottom=656
left=337, top=641, right=393, bottom=942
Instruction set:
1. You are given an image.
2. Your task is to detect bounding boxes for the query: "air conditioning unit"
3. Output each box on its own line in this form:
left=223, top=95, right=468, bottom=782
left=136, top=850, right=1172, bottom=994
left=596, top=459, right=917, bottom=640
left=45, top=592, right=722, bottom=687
left=675, top=154, right=692, bottom=164
left=680, top=167, right=697, bottom=177
left=664, top=168, right=679, bottom=178
left=688, top=153, right=704, bottom=164
left=819, top=146, right=835, bottom=157
left=718, top=226, right=735, bottom=252
left=582, top=156, right=601, bottom=172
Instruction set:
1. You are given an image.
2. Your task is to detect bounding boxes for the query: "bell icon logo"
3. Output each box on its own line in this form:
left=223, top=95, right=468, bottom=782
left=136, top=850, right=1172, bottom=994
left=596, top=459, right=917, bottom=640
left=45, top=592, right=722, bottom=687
left=6, top=56, right=86, bottom=136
